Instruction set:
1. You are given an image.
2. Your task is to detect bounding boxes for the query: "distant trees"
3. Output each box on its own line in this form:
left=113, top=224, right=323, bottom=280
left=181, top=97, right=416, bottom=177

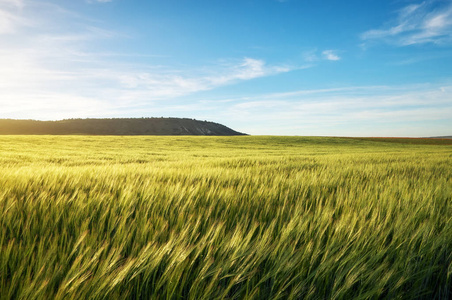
left=0, top=118, right=246, bottom=136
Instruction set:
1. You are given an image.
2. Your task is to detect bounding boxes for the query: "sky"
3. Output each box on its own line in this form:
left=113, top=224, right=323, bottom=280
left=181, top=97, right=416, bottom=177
left=0, top=0, right=451, bottom=136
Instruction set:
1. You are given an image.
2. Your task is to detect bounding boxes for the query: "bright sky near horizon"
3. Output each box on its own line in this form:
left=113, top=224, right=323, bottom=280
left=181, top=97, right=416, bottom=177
left=0, top=0, right=451, bottom=136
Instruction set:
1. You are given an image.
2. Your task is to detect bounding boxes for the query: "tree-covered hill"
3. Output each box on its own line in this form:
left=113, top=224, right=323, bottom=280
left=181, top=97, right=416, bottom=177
left=0, top=118, right=246, bottom=136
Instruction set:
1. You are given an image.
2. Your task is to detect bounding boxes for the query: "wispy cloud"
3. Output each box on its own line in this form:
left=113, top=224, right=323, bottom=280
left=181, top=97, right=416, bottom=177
left=207, top=58, right=291, bottom=86
left=106, top=57, right=291, bottom=100
left=361, top=1, right=452, bottom=46
left=303, top=49, right=341, bottom=62
left=0, top=0, right=24, bottom=9
left=322, top=50, right=341, bottom=61
left=86, top=0, right=112, bottom=3
left=0, top=1, right=294, bottom=120
left=0, top=0, right=28, bottom=34
left=189, top=83, right=452, bottom=136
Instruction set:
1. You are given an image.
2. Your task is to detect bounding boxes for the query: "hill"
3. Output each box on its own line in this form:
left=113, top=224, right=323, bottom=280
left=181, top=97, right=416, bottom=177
left=0, top=118, right=246, bottom=136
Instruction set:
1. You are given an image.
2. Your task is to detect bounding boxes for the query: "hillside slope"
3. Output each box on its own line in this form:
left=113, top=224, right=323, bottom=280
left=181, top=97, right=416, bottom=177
left=0, top=118, right=246, bottom=136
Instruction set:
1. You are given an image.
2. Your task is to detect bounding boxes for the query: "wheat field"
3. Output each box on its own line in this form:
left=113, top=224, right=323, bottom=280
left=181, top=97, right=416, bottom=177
left=0, top=136, right=451, bottom=299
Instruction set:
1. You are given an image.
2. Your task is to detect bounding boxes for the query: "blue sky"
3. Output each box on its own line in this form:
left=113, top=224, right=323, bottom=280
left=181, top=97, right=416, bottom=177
left=0, top=0, right=451, bottom=136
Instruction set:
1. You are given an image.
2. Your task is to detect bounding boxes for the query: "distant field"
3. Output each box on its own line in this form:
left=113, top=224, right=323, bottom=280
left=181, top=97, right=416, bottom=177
left=1, top=136, right=451, bottom=299
left=349, top=137, right=452, bottom=145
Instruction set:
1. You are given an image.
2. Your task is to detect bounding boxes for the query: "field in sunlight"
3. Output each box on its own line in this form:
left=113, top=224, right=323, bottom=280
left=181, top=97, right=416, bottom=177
left=1, top=136, right=451, bottom=299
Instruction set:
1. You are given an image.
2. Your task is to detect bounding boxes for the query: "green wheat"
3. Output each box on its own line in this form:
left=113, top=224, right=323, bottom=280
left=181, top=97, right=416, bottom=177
left=0, top=136, right=451, bottom=299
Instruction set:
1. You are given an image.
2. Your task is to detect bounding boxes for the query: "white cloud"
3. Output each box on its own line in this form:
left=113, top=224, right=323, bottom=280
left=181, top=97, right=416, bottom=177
left=207, top=57, right=291, bottom=86
left=303, top=49, right=341, bottom=62
left=361, top=1, right=452, bottom=46
left=0, top=1, right=294, bottom=120
left=0, top=0, right=24, bottom=9
left=0, top=93, right=109, bottom=120
left=85, top=57, right=292, bottom=103
left=322, top=50, right=341, bottom=61
left=87, top=0, right=112, bottom=3
left=0, top=10, right=17, bottom=34
left=190, top=83, right=452, bottom=136
left=302, top=49, right=318, bottom=62
left=0, top=0, right=28, bottom=34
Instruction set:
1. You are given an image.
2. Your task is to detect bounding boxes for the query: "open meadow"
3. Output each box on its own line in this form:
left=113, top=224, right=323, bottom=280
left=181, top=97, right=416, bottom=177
left=0, top=136, right=451, bottom=299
